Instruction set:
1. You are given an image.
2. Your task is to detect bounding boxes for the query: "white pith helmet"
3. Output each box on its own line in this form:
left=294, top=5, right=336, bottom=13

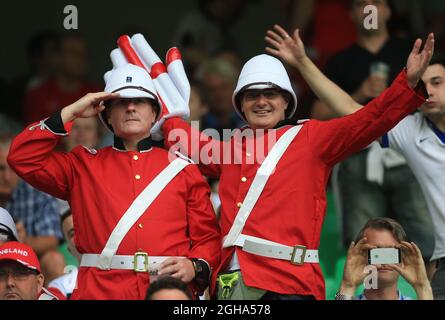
left=99, top=64, right=161, bottom=132
left=232, top=54, right=298, bottom=121
left=0, top=208, right=19, bottom=241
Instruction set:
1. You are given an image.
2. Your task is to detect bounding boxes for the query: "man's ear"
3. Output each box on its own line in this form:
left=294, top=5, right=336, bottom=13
left=36, top=273, right=44, bottom=294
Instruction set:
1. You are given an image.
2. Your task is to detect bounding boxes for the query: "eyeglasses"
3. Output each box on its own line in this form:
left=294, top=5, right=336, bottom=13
left=242, top=89, right=283, bottom=102
left=0, top=268, right=38, bottom=281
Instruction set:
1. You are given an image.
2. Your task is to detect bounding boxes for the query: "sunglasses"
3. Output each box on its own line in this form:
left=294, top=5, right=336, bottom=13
left=0, top=268, right=39, bottom=281
left=242, top=89, right=284, bottom=102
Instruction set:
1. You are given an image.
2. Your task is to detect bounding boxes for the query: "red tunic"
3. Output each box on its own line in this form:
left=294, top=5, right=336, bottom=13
left=162, top=71, right=426, bottom=299
left=7, top=117, right=221, bottom=300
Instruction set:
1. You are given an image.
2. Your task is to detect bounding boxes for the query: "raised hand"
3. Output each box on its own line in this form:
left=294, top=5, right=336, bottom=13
left=265, top=24, right=307, bottom=68
left=386, top=242, right=433, bottom=300
left=340, top=238, right=377, bottom=295
left=61, top=92, right=119, bottom=123
left=387, top=242, right=430, bottom=289
left=406, top=33, right=435, bottom=88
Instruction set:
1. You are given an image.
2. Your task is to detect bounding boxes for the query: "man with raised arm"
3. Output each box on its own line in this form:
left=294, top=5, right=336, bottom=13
left=134, top=29, right=433, bottom=299
left=265, top=24, right=443, bottom=299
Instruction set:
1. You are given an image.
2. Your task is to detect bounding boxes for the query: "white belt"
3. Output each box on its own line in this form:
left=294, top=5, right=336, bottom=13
left=228, top=234, right=319, bottom=265
left=80, top=253, right=184, bottom=275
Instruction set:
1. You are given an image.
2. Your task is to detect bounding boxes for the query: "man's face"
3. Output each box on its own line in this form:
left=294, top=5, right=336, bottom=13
left=62, top=214, right=80, bottom=262
left=363, top=228, right=400, bottom=287
left=189, top=86, right=209, bottom=122
left=350, top=0, right=391, bottom=33
left=0, top=149, right=20, bottom=201
left=240, top=89, right=288, bottom=130
left=0, top=260, right=43, bottom=300
left=420, top=64, right=445, bottom=120
left=107, top=98, right=157, bottom=142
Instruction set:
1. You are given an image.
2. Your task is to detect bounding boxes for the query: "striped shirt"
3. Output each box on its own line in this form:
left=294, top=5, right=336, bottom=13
left=6, top=180, right=63, bottom=239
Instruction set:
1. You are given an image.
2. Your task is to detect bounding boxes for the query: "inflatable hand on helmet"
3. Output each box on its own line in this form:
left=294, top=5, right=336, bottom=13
left=104, top=34, right=190, bottom=140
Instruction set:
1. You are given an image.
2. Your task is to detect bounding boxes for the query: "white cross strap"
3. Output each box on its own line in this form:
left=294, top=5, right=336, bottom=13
left=223, top=125, right=303, bottom=248
left=98, top=157, right=190, bottom=270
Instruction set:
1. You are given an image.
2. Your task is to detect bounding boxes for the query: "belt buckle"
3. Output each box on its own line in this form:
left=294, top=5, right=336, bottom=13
left=133, top=251, right=149, bottom=272
left=290, top=245, right=307, bottom=266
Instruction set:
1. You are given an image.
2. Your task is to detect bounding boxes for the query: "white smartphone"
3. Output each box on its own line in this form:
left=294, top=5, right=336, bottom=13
left=368, top=248, right=401, bottom=265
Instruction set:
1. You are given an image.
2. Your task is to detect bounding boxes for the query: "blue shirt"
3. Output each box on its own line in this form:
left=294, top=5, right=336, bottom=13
left=6, top=180, right=63, bottom=240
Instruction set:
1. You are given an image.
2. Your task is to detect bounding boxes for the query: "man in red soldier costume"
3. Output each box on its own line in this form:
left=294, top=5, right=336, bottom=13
left=7, top=63, right=221, bottom=299
left=136, top=31, right=434, bottom=299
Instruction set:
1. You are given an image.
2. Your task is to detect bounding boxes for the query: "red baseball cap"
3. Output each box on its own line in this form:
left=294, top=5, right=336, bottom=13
left=0, top=241, right=41, bottom=273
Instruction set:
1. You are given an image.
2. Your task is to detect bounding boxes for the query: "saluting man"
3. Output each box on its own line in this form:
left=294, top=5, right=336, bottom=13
left=7, top=63, right=221, bottom=299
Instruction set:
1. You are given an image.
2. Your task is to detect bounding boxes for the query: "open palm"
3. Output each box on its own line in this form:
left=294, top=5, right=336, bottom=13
left=265, top=24, right=307, bottom=68
left=406, top=33, right=435, bottom=88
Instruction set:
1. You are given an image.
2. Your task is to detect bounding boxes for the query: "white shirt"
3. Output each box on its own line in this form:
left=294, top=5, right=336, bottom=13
left=383, top=112, right=445, bottom=261
left=366, top=142, right=407, bottom=185
left=48, top=268, right=78, bottom=299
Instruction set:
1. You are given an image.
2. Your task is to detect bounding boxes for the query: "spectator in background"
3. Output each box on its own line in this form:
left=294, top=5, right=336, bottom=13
left=309, top=0, right=434, bottom=262
left=283, top=0, right=357, bottom=67
left=390, top=0, right=445, bottom=49
left=0, top=134, right=65, bottom=285
left=336, top=218, right=433, bottom=300
left=195, top=57, right=244, bottom=136
left=23, top=34, right=100, bottom=125
left=215, top=49, right=242, bottom=75
left=188, top=83, right=209, bottom=123
left=172, top=0, right=254, bottom=74
left=0, top=116, right=22, bottom=138
left=4, top=32, right=60, bottom=124
left=48, top=209, right=79, bottom=300
left=0, top=241, right=59, bottom=300
left=276, top=0, right=357, bottom=119
left=0, top=208, right=19, bottom=245
left=146, top=276, right=193, bottom=300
